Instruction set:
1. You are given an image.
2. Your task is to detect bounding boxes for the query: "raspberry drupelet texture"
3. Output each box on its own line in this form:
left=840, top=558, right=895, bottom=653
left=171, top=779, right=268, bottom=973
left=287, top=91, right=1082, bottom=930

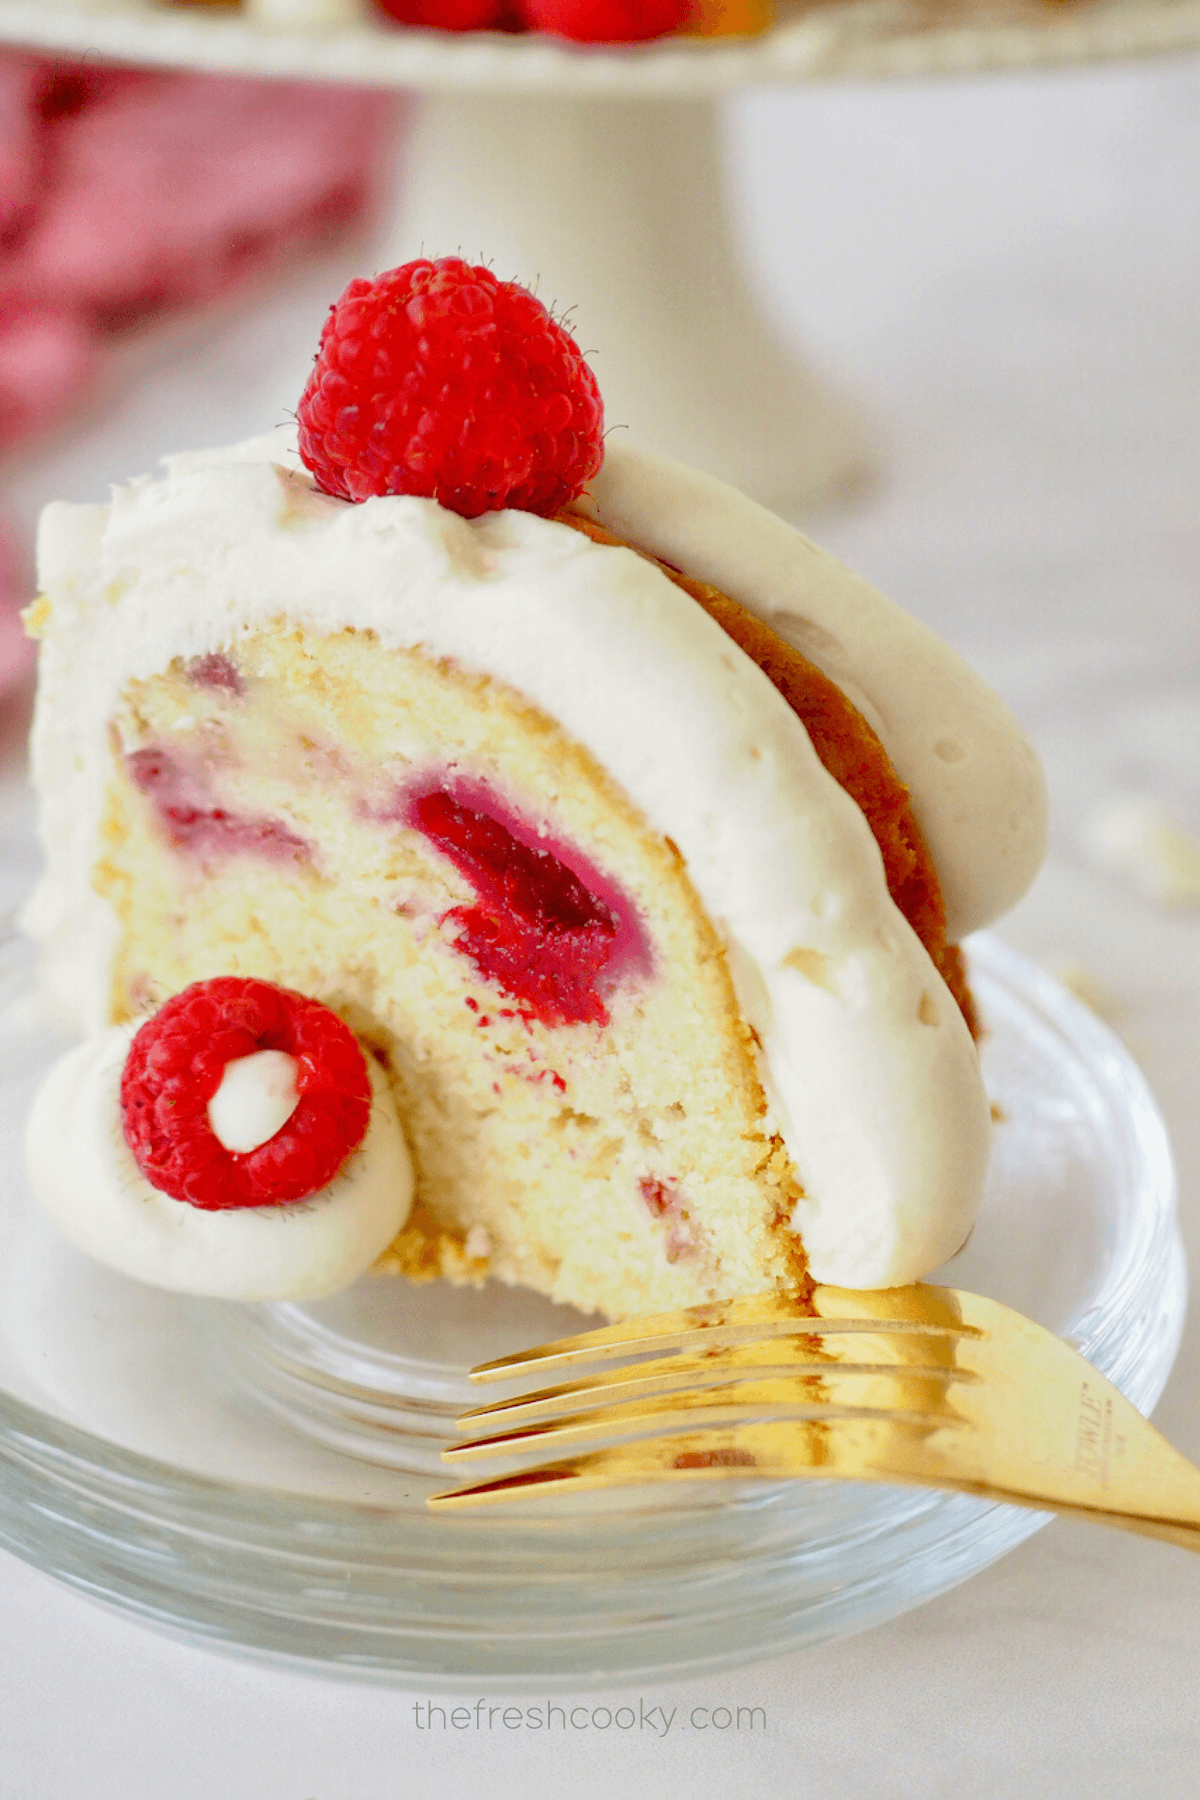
left=375, top=0, right=511, bottom=27
left=120, top=977, right=373, bottom=1210
left=519, top=0, right=689, bottom=41
left=297, top=257, right=605, bottom=519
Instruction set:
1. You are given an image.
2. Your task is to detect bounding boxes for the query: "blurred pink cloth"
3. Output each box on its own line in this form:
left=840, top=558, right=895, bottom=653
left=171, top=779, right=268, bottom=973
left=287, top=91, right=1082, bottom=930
left=0, top=516, right=28, bottom=691
left=0, top=53, right=399, bottom=692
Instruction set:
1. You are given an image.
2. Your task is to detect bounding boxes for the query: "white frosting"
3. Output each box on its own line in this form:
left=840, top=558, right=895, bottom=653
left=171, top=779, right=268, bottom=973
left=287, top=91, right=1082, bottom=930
left=246, top=0, right=371, bottom=26
left=578, top=446, right=1048, bottom=940
left=208, top=1050, right=301, bottom=1155
left=25, top=1028, right=414, bottom=1301
left=22, top=431, right=1039, bottom=1288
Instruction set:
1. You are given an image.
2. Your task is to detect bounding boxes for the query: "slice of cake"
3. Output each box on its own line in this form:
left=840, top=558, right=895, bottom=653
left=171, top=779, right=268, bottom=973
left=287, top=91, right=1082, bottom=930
left=22, top=259, right=1046, bottom=1318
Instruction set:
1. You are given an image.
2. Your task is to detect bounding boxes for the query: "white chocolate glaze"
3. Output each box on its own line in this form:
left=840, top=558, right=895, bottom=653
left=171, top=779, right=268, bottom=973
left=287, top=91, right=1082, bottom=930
left=22, top=430, right=1030, bottom=1287
left=26, top=1027, right=414, bottom=1301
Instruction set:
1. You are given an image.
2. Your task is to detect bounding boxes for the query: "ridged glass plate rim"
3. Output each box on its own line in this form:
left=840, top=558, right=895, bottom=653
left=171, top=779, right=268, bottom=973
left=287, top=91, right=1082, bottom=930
left=0, top=932, right=1185, bottom=1689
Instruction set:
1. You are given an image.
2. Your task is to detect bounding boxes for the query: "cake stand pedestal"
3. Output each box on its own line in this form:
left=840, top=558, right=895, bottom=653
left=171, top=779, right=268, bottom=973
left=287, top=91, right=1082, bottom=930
left=389, top=91, right=868, bottom=512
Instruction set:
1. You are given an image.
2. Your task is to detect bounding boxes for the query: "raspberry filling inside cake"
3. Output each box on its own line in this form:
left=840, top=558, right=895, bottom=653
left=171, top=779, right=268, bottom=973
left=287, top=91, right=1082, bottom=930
left=405, top=780, right=650, bottom=1028
left=128, top=744, right=312, bottom=865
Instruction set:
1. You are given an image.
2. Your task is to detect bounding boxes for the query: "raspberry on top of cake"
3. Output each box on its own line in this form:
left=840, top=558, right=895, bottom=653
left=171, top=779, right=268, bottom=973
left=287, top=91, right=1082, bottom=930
left=22, top=258, right=1047, bottom=1317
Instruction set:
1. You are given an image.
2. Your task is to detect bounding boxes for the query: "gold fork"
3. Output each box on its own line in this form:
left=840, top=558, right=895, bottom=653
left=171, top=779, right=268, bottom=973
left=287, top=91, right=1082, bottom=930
left=426, top=1283, right=1200, bottom=1548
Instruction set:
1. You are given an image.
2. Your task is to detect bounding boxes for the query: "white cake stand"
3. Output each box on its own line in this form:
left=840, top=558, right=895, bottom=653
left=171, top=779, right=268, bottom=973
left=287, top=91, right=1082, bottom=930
left=3, top=0, right=1199, bottom=508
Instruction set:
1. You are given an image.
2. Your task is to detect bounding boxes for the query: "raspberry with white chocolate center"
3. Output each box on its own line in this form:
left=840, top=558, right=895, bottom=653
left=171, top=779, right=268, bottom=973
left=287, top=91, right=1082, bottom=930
left=120, top=977, right=372, bottom=1210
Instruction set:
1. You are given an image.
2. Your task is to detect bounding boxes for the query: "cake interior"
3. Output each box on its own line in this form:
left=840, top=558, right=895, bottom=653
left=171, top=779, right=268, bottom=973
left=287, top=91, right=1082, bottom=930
left=96, top=625, right=808, bottom=1319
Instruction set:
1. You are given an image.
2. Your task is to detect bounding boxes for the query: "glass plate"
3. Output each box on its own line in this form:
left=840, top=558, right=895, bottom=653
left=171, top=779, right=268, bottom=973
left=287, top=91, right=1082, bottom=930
left=0, top=929, right=1183, bottom=1689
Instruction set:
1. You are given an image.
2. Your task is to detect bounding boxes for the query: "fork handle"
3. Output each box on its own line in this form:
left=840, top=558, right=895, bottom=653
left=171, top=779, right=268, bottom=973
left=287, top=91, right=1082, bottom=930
left=1044, top=1503, right=1200, bottom=1553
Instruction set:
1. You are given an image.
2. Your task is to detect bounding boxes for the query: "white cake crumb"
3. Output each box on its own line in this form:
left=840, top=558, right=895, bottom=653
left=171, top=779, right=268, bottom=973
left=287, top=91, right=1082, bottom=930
left=464, top=1225, right=493, bottom=1261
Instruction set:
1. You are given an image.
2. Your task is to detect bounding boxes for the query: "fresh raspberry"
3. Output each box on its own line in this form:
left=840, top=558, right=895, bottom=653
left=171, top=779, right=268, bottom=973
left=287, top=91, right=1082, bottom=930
left=297, top=257, right=604, bottom=519
left=518, top=0, right=688, bottom=40
left=120, top=977, right=372, bottom=1211
left=375, top=0, right=510, bottom=27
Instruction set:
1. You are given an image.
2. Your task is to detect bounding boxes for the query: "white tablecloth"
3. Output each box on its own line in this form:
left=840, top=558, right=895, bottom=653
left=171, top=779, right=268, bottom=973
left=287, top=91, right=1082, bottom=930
left=2, top=53, right=1199, bottom=1799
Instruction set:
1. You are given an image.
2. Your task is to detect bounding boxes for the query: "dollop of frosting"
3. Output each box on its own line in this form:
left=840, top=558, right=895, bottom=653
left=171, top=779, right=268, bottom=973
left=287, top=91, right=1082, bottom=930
left=26, top=1026, right=414, bottom=1300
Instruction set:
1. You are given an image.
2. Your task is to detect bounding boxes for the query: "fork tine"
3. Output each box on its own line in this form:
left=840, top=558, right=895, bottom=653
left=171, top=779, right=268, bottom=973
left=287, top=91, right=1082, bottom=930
left=427, top=1415, right=962, bottom=1510
left=467, top=1293, right=817, bottom=1383
left=469, top=1284, right=980, bottom=1384
left=444, top=1370, right=965, bottom=1462
left=456, top=1350, right=972, bottom=1435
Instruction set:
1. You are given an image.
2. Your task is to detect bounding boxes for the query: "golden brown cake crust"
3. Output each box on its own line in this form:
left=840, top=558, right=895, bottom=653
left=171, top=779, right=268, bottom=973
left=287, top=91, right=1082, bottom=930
left=558, top=509, right=978, bottom=1036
